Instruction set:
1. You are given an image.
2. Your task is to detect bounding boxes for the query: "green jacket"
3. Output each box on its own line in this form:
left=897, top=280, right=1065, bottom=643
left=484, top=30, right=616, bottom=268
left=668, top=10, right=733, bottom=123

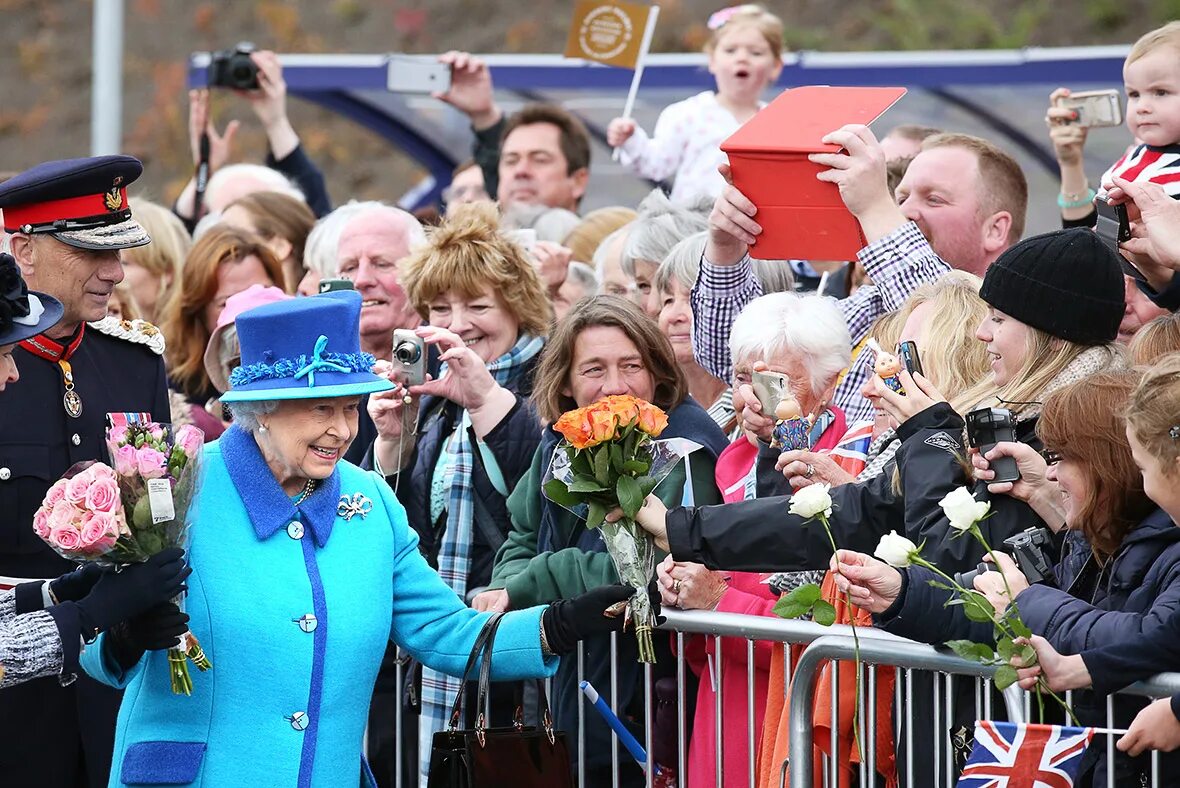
left=490, top=444, right=720, bottom=608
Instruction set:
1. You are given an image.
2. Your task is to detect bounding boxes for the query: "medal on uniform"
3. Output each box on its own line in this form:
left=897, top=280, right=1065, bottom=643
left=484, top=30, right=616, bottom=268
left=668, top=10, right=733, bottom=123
left=60, top=360, right=83, bottom=417
left=18, top=325, right=87, bottom=419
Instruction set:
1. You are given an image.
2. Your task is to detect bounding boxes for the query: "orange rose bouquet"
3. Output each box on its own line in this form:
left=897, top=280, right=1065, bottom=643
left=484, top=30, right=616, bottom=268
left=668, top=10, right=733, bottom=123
left=544, top=395, right=695, bottom=663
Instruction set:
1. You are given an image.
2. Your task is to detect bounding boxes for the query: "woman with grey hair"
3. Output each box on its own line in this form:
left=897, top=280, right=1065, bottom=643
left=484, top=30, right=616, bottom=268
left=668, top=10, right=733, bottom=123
left=622, top=189, right=710, bottom=314
left=81, top=291, right=636, bottom=787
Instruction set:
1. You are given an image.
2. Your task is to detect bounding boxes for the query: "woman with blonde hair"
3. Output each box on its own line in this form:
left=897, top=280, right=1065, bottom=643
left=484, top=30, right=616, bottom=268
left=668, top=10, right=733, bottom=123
left=160, top=226, right=284, bottom=437
left=362, top=201, right=553, bottom=782
left=1129, top=312, right=1180, bottom=365
left=562, top=205, right=637, bottom=264
left=221, top=191, right=317, bottom=294
left=121, top=198, right=190, bottom=323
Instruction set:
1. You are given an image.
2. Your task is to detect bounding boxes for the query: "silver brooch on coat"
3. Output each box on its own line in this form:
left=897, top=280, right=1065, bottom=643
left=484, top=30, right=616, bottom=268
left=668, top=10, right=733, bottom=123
left=337, top=492, right=373, bottom=521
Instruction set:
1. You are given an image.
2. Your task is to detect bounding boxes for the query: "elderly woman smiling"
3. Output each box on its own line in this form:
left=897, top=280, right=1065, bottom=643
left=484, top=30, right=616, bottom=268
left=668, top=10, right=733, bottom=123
left=80, top=291, right=630, bottom=788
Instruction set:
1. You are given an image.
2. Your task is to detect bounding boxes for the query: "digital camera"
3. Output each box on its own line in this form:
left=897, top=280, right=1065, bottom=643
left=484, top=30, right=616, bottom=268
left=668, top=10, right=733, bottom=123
left=954, top=527, right=1055, bottom=588
left=392, top=329, right=426, bottom=387
left=965, top=407, right=1020, bottom=483
left=208, top=42, right=260, bottom=90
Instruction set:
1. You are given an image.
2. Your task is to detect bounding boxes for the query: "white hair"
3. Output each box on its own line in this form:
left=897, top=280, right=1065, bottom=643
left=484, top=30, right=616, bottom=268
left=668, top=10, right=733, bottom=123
left=728, top=292, right=852, bottom=397
left=592, top=224, right=632, bottom=289
left=206, top=164, right=305, bottom=211
left=191, top=211, right=223, bottom=242
left=565, top=261, right=599, bottom=294
left=303, top=202, right=373, bottom=280
left=653, top=231, right=707, bottom=294
left=621, top=189, right=710, bottom=277
left=226, top=399, right=280, bottom=432
left=340, top=202, right=426, bottom=252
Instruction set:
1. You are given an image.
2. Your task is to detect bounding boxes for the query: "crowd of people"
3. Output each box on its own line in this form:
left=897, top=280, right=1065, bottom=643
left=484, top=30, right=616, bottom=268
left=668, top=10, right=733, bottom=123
left=3, top=5, right=1180, bottom=788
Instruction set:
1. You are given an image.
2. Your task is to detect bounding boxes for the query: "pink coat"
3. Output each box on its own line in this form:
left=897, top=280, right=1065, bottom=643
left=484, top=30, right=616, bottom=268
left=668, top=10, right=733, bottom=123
left=680, top=573, right=778, bottom=788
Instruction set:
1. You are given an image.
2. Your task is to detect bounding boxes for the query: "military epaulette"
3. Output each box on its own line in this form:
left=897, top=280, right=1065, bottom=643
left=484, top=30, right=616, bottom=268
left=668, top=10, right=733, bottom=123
left=87, top=316, right=166, bottom=356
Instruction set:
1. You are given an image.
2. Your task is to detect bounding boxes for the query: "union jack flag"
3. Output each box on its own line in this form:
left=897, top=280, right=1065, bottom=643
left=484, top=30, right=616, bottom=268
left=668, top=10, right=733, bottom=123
left=1099, top=143, right=1180, bottom=198
left=956, top=721, right=1094, bottom=788
left=828, top=419, right=875, bottom=478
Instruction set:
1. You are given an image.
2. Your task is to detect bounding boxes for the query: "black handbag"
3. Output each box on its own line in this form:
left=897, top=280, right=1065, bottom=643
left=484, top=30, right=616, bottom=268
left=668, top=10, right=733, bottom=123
left=427, top=613, right=573, bottom=788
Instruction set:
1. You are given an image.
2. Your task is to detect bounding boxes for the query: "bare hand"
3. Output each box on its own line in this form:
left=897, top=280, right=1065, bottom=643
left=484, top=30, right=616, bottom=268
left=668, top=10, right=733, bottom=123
left=1013, top=635, right=1092, bottom=692
left=1119, top=697, right=1180, bottom=756
left=706, top=163, right=759, bottom=264
left=830, top=549, right=903, bottom=613
left=368, top=360, right=419, bottom=441
left=658, top=557, right=728, bottom=611
left=243, top=50, right=288, bottom=129
left=870, top=369, right=945, bottom=426
left=972, top=441, right=1048, bottom=499
left=471, top=588, right=510, bottom=613
left=610, top=495, right=670, bottom=552
left=1114, top=175, right=1180, bottom=273
left=607, top=117, right=637, bottom=148
left=972, top=552, right=1029, bottom=613
left=410, top=326, right=498, bottom=411
left=188, top=89, right=239, bottom=171
left=436, top=51, right=500, bottom=129
left=1046, top=88, right=1088, bottom=167
left=809, top=124, right=894, bottom=219
left=776, top=450, right=855, bottom=490
left=735, top=384, right=774, bottom=443
left=531, top=241, right=573, bottom=294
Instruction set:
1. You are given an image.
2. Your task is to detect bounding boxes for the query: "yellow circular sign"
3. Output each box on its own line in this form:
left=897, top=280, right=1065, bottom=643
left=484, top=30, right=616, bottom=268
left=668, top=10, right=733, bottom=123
left=578, top=5, right=635, bottom=61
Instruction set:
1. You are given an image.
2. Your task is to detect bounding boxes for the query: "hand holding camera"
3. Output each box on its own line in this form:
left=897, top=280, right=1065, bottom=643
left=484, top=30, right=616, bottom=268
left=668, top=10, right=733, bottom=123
left=969, top=550, right=1032, bottom=614
left=1045, top=88, right=1090, bottom=167
left=206, top=45, right=298, bottom=161
left=954, top=526, right=1055, bottom=595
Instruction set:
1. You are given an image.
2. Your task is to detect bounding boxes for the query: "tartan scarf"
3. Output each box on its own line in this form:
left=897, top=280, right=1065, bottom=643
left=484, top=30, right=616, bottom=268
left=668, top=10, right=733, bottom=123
left=418, top=333, right=544, bottom=784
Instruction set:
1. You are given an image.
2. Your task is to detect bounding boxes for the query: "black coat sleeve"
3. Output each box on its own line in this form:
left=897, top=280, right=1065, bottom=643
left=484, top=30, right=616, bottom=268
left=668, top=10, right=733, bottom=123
left=266, top=144, right=332, bottom=218
left=894, top=403, right=1045, bottom=576
left=473, top=117, right=506, bottom=201
left=665, top=461, right=903, bottom=573
left=874, top=565, right=995, bottom=644
left=472, top=396, right=542, bottom=496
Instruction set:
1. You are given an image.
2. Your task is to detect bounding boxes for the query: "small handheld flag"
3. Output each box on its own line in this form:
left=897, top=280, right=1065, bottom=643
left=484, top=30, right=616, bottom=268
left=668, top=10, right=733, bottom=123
left=957, top=721, right=1094, bottom=788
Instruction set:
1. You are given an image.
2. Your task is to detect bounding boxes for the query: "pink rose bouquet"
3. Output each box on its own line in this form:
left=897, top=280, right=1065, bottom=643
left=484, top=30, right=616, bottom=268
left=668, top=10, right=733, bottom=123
left=32, top=412, right=209, bottom=695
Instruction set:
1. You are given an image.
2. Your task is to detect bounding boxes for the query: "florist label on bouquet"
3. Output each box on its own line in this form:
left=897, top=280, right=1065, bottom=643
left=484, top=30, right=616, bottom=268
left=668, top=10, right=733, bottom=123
left=147, top=478, right=175, bottom=524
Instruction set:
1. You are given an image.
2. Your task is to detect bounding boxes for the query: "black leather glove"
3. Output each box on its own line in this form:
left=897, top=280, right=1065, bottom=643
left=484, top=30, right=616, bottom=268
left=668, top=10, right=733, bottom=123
left=49, top=563, right=104, bottom=603
left=104, top=602, right=191, bottom=671
left=75, top=548, right=190, bottom=638
left=542, top=584, right=662, bottom=656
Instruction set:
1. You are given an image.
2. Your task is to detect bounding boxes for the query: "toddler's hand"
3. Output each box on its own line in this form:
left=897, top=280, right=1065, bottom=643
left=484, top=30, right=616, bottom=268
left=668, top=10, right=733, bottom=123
left=607, top=118, right=637, bottom=148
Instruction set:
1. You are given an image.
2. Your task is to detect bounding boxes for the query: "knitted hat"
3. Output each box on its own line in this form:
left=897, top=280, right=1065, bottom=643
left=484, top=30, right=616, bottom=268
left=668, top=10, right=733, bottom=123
left=978, top=228, right=1124, bottom=345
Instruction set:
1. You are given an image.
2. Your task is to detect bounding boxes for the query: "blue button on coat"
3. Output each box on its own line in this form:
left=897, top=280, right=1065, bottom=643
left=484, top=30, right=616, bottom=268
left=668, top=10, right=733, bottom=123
left=81, top=425, right=557, bottom=787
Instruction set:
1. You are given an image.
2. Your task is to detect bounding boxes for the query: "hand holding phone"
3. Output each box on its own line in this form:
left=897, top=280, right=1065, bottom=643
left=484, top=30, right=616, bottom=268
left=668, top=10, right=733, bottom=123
left=966, top=407, right=1021, bottom=483
left=899, top=341, right=923, bottom=378
left=751, top=369, right=790, bottom=415
left=1053, top=89, right=1123, bottom=128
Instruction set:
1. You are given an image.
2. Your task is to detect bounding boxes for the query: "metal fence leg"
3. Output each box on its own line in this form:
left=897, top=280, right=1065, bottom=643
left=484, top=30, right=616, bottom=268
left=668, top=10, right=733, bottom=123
left=747, top=639, right=756, bottom=788
left=644, top=663, right=654, bottom=788
left=715, top=635, right=724, bottom=788
left=578, top=643, right=586, bottom=788
left=677, top=632, right=687, bottom=788
left=611, top=632, right=620, bottom=788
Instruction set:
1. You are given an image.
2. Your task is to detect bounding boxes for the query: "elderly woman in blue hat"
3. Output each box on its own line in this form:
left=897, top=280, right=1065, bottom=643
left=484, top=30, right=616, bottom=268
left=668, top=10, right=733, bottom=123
left=81, top=290, right=631, bottom=787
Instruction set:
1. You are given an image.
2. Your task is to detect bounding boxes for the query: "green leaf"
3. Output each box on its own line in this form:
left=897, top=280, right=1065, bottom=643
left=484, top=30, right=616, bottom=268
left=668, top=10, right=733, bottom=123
left=622, top=459, right=649, bottom=475
left=1009, top=617, right=1033, bottom=639
left=1018, top=644, right=1037, bottom=667
left=996, top=638, right=1016, bottom=662
left=610, top=443, right=625, bottom=474
left=811, top=600, right=837, bottom=626
left=587, top=500, right=607, bottom=530
left=960, top=592, right=996, bottom=623
left=992, top=665, right=1019, bottom=690
left=571, top=450, right=593, bottom=476
left=593, top=447, right=611, bottom=486
left=781, top=583, right=822, bottom=607
left=946, top=639, right=996, bottom=664
left=569, top=478, right=608, bottom=493
left=637, top=475, right=658, bottom=497
left=617, top=475, right=642, bottom=519
left=542, top=479, right=581, bottom=508
left=772, top=597, right=811, bottom=620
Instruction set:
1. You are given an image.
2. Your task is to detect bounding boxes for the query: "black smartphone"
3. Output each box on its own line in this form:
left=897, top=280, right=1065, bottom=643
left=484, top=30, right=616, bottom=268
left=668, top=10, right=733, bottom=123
left=965, top=407, right=1020, bottom=483
left=318, top=278, right=354, bottom=294
left=899, top=341, right=923, bottom=378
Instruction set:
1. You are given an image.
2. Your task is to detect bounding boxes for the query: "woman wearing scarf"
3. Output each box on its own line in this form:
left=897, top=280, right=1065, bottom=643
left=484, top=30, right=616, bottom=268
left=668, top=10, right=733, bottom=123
left=365, top=203, right=553, bottom=783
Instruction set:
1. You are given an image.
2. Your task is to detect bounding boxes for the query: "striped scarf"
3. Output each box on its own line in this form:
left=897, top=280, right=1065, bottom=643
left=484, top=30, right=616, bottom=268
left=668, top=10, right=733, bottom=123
left=418, top=333, right=544, bottom=785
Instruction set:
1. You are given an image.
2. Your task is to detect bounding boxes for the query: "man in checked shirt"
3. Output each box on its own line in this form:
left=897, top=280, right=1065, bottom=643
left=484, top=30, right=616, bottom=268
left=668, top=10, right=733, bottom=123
left=693, top=124, right=1028, bottom=427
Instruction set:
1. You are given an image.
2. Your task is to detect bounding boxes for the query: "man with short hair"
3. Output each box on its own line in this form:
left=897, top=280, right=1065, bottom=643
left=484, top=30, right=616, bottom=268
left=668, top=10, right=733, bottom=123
left=437, top=51, right=591, bottom=212
left=695, top=125, right=1028, bottom=426
left=0, top=155, right=171, bottom=787
left=335, top=206, right=425, bottom=362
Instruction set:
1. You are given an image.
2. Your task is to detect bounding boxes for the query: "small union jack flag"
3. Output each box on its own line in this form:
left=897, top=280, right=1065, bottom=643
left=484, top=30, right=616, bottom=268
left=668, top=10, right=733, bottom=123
left=956, top=721, right=1094, bottom=788
left=1099, top=143, right=1180, bottom=198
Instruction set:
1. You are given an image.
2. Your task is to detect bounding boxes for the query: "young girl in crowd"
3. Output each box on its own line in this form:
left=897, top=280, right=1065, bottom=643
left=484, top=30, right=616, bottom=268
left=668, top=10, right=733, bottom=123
left=606, top=4, right=784, bottom=204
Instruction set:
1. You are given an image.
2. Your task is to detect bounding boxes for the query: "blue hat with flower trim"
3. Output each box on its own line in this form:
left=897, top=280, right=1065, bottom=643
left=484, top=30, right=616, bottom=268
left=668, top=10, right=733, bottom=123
left=220, top=290, right=394, bottom=402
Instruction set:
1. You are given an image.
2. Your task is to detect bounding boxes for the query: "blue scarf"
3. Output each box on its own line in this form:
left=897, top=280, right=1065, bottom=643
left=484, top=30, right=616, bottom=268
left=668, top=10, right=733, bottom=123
left=419, top=333, right=544, bottom=782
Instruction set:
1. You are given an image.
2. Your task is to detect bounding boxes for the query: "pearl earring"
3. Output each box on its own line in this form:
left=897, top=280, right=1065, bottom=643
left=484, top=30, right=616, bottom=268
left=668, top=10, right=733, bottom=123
left=259, top=425, right=268, bottom=434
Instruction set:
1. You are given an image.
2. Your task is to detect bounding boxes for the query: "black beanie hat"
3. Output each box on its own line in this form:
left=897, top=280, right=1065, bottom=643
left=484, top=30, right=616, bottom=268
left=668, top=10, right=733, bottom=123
left=978, top=228, right=1124, bottom=345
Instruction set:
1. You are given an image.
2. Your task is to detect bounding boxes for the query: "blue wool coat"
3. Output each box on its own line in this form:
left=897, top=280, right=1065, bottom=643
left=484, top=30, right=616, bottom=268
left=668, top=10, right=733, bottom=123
left=81, top=425, right=557, bottom=788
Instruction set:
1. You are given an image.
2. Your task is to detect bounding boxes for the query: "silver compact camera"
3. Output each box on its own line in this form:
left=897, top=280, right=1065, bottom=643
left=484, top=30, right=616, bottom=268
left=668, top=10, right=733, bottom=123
left=392, top=329, right=425, bottom=386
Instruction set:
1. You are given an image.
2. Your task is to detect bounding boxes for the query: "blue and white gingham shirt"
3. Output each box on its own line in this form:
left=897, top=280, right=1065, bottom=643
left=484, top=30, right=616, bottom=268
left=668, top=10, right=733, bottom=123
left=691, top=222, right=952, bottom=424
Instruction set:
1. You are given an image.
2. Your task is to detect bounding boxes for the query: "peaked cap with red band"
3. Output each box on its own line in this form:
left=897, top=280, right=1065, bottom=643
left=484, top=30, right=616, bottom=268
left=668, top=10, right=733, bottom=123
left=0, top=154, right=150, bottom=251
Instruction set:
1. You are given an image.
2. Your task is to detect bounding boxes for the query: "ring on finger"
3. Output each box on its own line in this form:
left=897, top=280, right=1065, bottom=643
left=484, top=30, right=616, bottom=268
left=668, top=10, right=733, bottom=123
left=805, top=463, right=815, bottom=479
left=672, top=579, right=682, bottom=594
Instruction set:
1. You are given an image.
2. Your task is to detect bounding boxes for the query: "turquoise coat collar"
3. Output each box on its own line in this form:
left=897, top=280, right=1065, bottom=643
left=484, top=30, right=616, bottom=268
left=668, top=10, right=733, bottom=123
left=220, top=424, right=341, bottom=548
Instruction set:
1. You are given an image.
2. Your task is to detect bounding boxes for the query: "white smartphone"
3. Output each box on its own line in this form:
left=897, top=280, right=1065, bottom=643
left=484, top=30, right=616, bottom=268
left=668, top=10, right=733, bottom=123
left=1055, top=90, right=1123, bottom=128
left=386, top=56, right=451, bottom=94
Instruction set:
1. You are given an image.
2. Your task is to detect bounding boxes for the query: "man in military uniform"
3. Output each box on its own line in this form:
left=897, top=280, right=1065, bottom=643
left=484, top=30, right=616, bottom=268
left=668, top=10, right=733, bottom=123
left=0, top=155, right=169, bottom=787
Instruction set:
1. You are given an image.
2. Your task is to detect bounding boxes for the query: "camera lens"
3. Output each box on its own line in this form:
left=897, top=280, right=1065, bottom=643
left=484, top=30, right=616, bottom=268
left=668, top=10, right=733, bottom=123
left=394, top=341, right=421, bottom=364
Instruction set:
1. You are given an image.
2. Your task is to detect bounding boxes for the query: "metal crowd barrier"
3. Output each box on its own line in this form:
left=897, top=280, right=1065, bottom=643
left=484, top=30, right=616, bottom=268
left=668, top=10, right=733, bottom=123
left=390, top=609, right=1180, bottom=788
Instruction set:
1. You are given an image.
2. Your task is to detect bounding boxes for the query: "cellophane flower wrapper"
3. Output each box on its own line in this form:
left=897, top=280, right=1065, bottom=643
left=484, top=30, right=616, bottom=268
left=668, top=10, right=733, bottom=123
left=103, top=413, right=209, bottom=695
left=542, top=395, right=700, bottom=663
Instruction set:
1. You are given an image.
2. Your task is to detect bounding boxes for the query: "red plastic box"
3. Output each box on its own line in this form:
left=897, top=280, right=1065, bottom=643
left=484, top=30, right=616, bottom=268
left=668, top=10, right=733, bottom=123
left=720, top=86, right=907, bottom=262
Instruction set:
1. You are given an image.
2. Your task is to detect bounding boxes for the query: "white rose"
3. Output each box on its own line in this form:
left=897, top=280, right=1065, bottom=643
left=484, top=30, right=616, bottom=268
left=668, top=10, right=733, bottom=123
left=939, top=487, right=991, bottom=532
left=874, top=530, right=919, bottom=568
left=789, top=482, right=833, bottom=520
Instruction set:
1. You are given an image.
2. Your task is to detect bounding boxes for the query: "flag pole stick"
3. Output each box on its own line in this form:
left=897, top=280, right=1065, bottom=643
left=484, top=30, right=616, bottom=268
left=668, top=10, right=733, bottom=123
left=613, top=5, right=660, bottom=162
